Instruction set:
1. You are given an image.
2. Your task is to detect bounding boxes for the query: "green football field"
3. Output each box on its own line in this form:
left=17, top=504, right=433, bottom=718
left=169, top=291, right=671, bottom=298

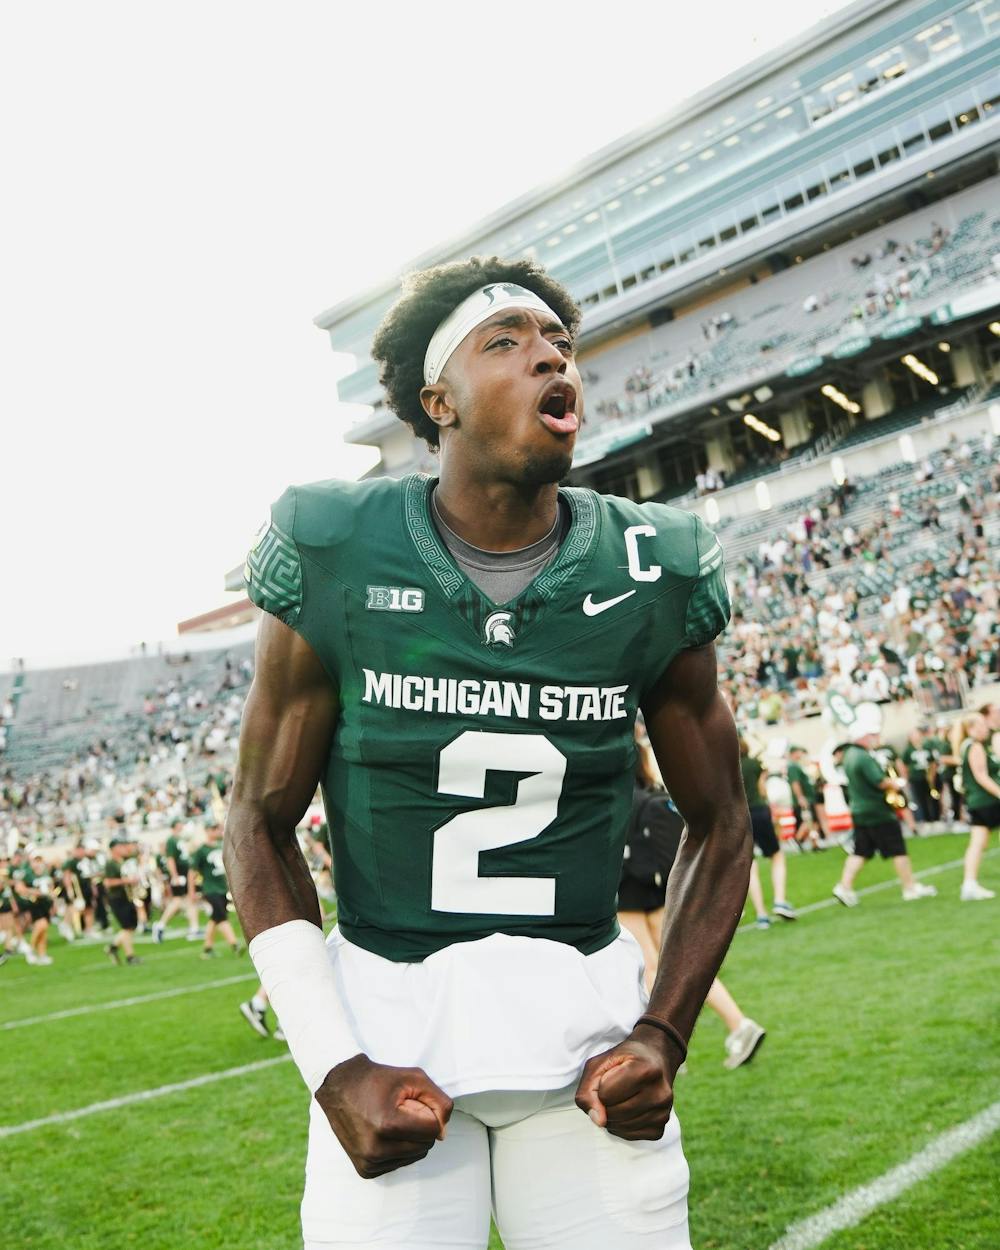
left=2, top=833, right=997, bottom=1250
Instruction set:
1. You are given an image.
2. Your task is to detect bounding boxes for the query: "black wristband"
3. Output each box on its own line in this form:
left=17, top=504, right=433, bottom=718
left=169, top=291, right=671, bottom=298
left=636, top=1013, right=688, bottom=1061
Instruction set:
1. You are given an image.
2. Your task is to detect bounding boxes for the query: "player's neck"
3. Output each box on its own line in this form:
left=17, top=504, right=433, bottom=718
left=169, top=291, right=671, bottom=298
left=434, top=474, right=560, bottom=553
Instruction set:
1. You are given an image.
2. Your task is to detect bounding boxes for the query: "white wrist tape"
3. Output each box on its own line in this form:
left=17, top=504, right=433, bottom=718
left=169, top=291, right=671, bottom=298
left=249, top=919, right=362, bottom=1093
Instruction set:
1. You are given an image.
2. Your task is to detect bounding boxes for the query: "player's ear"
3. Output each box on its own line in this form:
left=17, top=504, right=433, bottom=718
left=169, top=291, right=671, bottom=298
left=420, top=383, right=458, bottom=433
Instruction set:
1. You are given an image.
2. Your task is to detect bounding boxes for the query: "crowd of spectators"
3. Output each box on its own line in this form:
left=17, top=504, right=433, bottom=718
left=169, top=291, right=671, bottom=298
left=2, top=432, right=997, bottom=857
left=1, top=651, right=252, bottom=853
left=718, top=435, right=1000, bottom=727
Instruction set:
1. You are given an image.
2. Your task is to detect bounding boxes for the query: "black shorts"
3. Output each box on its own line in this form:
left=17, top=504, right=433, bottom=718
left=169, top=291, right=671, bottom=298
left=79, top=881, right=94, bottom=908
left=617, top=875, right=667, bottom=913
left=204, top=893, right=229, bottom=923
left=170, top=881, right=189, bottom=899
left=750, top=805, right=780, bottom=857
left=28, top=898, right=53, bottom=923
left=109, top=896, right=138, bottom=931
left=852, top=820, right=906, bottom=860
left=968, top=802, right=1000, bottom=830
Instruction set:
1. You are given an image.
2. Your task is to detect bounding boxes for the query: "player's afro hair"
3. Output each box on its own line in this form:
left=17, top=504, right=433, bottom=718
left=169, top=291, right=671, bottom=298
left=371, top=256, right=581, bottom=450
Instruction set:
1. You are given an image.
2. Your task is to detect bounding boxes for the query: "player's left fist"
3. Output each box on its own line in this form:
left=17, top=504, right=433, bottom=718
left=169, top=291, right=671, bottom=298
left=574, top=1030, right=676, bottom=1141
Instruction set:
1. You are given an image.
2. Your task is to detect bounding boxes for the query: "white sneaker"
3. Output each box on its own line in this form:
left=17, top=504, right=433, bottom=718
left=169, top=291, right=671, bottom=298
left=239, top=1001, right=270, bottom=1038
left=724, top=1018, right=767, bottom=1069
left=36, top=954, right=53, bottom=965
left=833, top=883, right=859, bottom=908
left=902, top=883, right=938, bottom=901
left=24, top=950, right=39, bottom=965
left=960, top=881, right=995, bottom=901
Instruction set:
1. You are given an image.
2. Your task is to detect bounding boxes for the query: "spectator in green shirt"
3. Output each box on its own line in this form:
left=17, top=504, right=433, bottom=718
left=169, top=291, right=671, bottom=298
left=832, top=704, right=937, bottom=908
left=190, top=820, right=243, bottom=959
left=901, top=727, right=935, bottom=827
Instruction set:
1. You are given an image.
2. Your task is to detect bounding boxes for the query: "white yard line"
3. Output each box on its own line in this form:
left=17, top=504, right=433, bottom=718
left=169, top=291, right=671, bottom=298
left=737, top=847, right=1000, bottom=933
left=769, top=1099, right=1000, bottom=1249
left=1, top=973, right=258, bottom=1030
left=0, top=1055, right=293, bottom=1139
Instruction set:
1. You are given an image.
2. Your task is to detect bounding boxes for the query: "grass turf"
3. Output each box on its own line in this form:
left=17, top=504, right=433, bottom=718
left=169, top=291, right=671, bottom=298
left=1, top=833, right=996, bottom=1249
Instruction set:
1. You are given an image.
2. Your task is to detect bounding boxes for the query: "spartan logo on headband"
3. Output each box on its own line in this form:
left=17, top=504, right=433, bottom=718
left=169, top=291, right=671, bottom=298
left=423, top=283, right=562, bottom=386
left=482, top=283, right=531, bottom=304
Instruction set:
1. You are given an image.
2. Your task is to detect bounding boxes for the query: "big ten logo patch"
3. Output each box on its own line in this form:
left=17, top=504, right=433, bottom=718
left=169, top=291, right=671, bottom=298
left=365, top=586, right=425, bottom=613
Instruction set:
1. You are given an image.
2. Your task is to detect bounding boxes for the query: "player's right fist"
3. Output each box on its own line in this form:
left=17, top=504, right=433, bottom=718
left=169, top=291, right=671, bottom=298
left=315, top=1054, right=454, bottom=1179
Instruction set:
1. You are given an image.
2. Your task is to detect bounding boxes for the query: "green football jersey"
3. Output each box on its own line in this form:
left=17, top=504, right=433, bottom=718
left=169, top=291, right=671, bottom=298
left=245, top=474, right=730, bottom=962
left=191, top=844, right=228, bottom=894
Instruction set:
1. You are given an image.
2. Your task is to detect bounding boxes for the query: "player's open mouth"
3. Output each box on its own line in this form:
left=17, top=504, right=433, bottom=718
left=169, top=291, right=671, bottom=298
left=537, top=381, right=579, bottom=436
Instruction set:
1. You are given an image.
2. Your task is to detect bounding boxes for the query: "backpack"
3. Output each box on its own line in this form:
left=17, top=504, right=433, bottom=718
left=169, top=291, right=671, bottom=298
left=622, top=788, right=685, bottom=887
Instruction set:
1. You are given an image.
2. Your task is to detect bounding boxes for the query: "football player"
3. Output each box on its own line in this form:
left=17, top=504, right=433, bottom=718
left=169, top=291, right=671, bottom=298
left=227, top=258, right=751, bottom=1250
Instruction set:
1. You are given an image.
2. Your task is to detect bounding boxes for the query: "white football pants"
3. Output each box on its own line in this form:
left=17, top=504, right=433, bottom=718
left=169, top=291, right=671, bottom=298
left=302, top=1083, right=691, bottom=1250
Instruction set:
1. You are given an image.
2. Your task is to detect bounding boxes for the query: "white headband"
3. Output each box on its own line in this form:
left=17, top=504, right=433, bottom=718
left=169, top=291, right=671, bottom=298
left=422, top=283, right=561, bottom=386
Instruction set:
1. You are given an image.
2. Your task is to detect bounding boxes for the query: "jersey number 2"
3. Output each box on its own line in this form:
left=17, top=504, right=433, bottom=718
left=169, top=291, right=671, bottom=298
left=431, top=730, right=566, bottom=915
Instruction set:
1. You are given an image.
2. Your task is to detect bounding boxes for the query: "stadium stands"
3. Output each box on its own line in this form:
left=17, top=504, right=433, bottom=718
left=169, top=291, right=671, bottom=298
left=578, top=179, right=1000, bottom=450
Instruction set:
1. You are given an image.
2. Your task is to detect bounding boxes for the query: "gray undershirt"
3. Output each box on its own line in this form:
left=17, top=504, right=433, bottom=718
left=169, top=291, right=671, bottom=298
left=430, top=489, right=570, bottom=604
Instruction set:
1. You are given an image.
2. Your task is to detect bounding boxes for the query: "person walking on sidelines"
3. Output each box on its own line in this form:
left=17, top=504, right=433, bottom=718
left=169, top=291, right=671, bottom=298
left=103, top=837, right=143, bottom=965
left=738, top=737, right=796, bottom=928
left=190, top=820, right=244, bottom=958
left=152, top=819, right=202, bottom=942
left=619, top=734, right=766, bottom=1069
left=833, top=704, right=937, bottom=908
left=956, top=706, right=1000, bottom=901
left=787, top=745, right=823, bottom=849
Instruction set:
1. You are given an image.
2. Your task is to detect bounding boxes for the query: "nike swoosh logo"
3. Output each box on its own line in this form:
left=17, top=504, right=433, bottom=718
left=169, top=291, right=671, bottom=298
left=582, top=590, right=637, bottom=616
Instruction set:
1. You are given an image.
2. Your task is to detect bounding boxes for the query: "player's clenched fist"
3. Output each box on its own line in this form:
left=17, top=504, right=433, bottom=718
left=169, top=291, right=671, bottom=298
left=315, top=1054, right=454, bottom=1179
left=574, top=1029, right=677, bottom=1141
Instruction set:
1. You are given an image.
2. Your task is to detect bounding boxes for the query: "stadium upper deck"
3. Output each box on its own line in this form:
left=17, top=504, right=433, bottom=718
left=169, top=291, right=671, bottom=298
left=315, top=0, right=1000, bottom=493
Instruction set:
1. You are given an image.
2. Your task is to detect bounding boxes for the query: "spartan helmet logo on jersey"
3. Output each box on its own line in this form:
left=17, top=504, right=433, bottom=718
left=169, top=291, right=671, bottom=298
left=484, top=611, right=516, bottom=647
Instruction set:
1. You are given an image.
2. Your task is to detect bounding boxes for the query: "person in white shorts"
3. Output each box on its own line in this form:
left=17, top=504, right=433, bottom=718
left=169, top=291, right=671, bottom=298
left=226, top=258, right=752, bottom=1249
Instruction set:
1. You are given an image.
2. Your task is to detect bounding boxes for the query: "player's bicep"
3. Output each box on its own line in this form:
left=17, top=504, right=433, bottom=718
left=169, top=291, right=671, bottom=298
left=640, top=643, right=742, bottom=828
left=233, top=612, right=340, bottom=832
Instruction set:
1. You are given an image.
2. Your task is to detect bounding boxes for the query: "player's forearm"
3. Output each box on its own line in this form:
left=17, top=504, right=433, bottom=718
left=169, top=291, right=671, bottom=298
left=646, top=799, right=752, bottom=1043
left=224, top=798, right=322, bottom=942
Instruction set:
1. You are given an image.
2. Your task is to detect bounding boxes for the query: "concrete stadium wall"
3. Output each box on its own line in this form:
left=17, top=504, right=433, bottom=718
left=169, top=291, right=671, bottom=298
left=750, top=681, right=1000, bottom=758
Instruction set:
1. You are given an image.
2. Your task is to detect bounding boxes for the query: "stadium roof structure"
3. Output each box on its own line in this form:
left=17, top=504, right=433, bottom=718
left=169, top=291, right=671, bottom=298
left=314, top=0, right=898, bottom=331
left=313, top=0, right=1000, bottom=492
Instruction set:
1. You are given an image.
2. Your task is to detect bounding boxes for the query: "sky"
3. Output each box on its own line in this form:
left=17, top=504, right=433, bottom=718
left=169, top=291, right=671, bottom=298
left=2, top=0, right=858, bottom=664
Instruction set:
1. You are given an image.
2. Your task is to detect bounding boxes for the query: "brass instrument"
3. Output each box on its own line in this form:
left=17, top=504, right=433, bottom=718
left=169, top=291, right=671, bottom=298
left=884, top=763, right=908, bottom=810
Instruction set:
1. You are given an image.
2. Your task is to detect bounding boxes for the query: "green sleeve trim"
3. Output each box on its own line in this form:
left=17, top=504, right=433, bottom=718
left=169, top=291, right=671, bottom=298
left=683, top=520, right=731, bottom=648
left=244, top=515, right=303, bottom=627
